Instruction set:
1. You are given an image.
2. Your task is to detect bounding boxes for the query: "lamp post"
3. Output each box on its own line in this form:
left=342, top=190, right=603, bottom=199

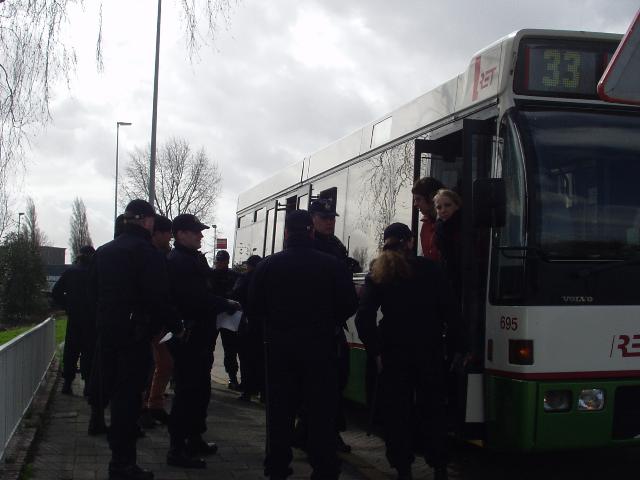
left=149, top=0, right=162, bottom=205
left=115, top=121, right=132, bottom=225
left=17, top=212, right=24, bottom=233
left=212, top=224, right=217, bottom=261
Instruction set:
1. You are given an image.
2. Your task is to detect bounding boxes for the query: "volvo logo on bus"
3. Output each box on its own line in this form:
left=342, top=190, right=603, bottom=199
left=561, top=295, right=594, bottom=303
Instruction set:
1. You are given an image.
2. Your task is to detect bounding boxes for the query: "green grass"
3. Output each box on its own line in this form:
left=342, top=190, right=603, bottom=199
left=0, top=315, right=68, bottom=347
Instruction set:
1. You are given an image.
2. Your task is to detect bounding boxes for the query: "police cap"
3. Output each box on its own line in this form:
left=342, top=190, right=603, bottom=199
left=309, top=199, right=339, bottom=218
left=172, top=214, right=209, bottom=235
left=124, top=199, right=155, bottom=219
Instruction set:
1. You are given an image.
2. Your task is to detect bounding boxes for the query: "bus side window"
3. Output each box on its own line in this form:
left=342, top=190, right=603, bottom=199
left=490, top=115, right=526, bottom=303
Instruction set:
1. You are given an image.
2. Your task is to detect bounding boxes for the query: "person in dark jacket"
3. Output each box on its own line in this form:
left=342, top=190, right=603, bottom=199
left=166, top=214, right=240, bottom=469
left=301, top=198, right=360, bottom=453
left=355, top=222, right=462, bottom=480
left=233, top=254, right=264, bottom=402
left=140, top=215, right=174, bottom=427
left=412, top=177, right=444, bottom=261
left=210, top=249, right=242, bottom=390
left=434, top=189, right=463, bottom=303
left=52, top=245, right=96, bottom=396
left=90, top=199, right=183, bottom=480
left=248, top=209, right=358, bottom=480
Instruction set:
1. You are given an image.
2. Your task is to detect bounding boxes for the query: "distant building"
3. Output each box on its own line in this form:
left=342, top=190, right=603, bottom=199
left=39, top=246, right=70, bottom=293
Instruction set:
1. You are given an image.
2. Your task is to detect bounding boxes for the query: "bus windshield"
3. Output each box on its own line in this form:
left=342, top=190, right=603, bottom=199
left=519, top=109, right=640, bottom=260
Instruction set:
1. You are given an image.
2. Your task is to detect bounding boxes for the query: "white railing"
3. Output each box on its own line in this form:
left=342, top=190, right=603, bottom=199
left=0, top=317, right=56, bottom=461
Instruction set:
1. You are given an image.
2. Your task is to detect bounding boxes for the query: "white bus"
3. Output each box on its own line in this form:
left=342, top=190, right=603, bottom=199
left=234, top=29, right=640, bottom=451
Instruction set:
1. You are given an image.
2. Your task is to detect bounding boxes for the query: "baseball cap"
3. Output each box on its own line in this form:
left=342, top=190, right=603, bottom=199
left=285, top=209, right=313, bottom=234
left=383, top=223, right=412, bottom=242
left=153, top=215, right=172, bottom=233
left=124, top=199, right=155, bottom=219
left=309, top=199, right=339, bottom=217
left=171, top=214, right=210, bottom=235
left=215, top=250, right=230, bottom=261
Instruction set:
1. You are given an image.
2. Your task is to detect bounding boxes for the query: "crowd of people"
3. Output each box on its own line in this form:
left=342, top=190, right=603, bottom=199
left=52, top=176, right=466, bottom=480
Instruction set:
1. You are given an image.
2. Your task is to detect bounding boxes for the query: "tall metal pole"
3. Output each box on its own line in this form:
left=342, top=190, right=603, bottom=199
left=213, top=224, right=217, bottom=261
left=115, top=122, right=132, bottom=226
left=149, top=0, right=162, bottom=206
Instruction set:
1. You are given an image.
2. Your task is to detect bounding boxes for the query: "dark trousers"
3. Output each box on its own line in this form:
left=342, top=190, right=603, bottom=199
left=238, top=331, right=264, bottom=395
left=380, top=347, right=448, bottom=471
left=168, top=340, right=215, bottom=447
left=99, top=339, right=152, bottom=467
left=62, top=317, right=95, bottom=382
left=216, top=328, right=240, bottom=380
left=265, top=331, right=339, bottom=480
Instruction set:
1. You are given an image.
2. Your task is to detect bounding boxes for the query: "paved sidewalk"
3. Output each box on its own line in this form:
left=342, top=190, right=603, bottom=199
left=27, top=339, right=413, bottom=480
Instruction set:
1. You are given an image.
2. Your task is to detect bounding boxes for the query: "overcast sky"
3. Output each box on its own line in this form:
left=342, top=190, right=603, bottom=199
left=18, top=0, right=638, bottom=261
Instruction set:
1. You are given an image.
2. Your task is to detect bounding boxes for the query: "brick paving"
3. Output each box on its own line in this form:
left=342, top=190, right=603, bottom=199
left=28, top=337, right=437, bottom=480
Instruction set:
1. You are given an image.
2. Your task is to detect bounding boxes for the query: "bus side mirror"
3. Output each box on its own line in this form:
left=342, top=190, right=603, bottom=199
left=473, top=178, right=506, bottom=228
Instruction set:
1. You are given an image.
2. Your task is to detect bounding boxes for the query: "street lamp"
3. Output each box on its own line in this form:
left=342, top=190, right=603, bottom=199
left=149, top=0, right=162, bottom=205
left=115, top=121, right=132, bottom=225
left=212, top=224, right=217, bottom=260
left=17, top=212, right=24, bottom=233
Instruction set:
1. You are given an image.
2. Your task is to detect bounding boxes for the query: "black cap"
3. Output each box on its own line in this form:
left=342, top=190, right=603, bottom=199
left=245, top=255, right=262, bottom=267
left=124, top=199, right=155, bottom=219
left=383, top=223, right=412, bottom=242
left=285, top=209, right=313, bottom=234
left=153, top=215, right=172, bottom=233
left=78, top=245, right=96, bottom=256
left=309, top=199, right=339, bottom=217
left=215, top=250, right=230, bottom=261
left=172, top=214, right=209, bottom=235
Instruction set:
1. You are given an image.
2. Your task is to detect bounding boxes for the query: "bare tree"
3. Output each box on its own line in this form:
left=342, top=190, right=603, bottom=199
left=21, top=197, right=47, bottom=247
left=121, top=137, right=222, bottom=223
left=69, top=197, right=93, bottom=262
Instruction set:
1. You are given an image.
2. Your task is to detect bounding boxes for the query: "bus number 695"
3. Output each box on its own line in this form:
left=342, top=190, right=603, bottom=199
left=500, top=316, right=518, bottom=331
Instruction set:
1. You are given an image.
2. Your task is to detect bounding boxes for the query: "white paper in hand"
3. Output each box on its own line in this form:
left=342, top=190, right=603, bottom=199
left=216, top=311, right=242, bottom=332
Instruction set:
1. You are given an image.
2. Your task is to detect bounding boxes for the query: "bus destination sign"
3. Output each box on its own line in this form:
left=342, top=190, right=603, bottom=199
left=515, top=38, right=618, bottom=98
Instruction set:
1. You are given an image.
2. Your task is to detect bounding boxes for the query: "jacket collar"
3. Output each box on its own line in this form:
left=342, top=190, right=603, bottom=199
left=173, top=242, right=200, bottom=256
left=121, top=223, right=152, bottom=241
left=284, top=235, right=314, bottom=249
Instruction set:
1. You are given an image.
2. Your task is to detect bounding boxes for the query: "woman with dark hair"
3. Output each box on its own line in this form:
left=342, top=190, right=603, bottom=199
left=355, top=223, right=461, bottom=480
left=434, top=189, right=463, bottom=300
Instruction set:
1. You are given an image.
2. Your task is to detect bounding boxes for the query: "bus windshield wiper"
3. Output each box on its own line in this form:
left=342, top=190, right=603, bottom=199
left=576, top=255, right=640, bottom=278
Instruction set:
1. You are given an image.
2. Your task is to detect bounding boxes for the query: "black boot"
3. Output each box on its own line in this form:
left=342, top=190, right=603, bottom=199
left=186, top=436, right=218, bottom=456
left=139, top=409, right=156, bottom=429
left=396, top=466, right=413, bottom=480
left=108, top=464, right=154, bottom=480
left=88, top=408, right=108, bottom=436
left=166, top=448, right=206, bottom=469
left=228, top=375, right=241, bottom=391
left=61, top=379, right=73, bottom=395
left=336, top=433, right=351, bottom=453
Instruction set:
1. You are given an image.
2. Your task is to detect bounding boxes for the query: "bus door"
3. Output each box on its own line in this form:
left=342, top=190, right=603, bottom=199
left=458, top=118, right=494, bottom=440
left=414, top=119, right=494, bottom=440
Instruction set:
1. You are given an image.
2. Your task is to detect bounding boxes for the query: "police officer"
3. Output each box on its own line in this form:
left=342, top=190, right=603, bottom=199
left=355, top=223, right=462, bottom=480
left=248, top=209, right=358, bottom=480
left=210, top=249, right=242, bottom=390
left=166, top=214, right=240, bottom=469
left=305, top=198, right=360, bottom=452
left=52, top=245, right=96, bottom=396
left=90, top=199, right=182, bottom=480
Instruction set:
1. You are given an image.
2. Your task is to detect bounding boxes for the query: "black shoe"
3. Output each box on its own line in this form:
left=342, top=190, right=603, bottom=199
left=61, top=380, right=73, bottom=395
left=186, top=437, right=218, bottom=456
left=228, top=378, right=241, bottom=391
left=88, top=412, right=108, bottom=436
left=108, top=464, right=154, bottom=480
left=149, top=408, right=170, bottom=424
left=166, top=450, right=206, bottom=469
left=336, top=433, right=351, bottom=453
left=433, top=467, right=448, bottom=480
left=139, top=409, right=156, bottom=429
left=238, top=392, right=252, bottom=402
left=136, top=424, right=146, bottom=438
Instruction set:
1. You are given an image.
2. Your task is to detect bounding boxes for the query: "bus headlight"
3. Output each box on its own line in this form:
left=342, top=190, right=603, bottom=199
left=543, top=390, right=571, bottom=412
left=577, top=389, right=605, bottom=411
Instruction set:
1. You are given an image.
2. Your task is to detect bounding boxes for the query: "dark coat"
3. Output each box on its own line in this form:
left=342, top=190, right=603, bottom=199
left=435, top=209, right=462, bottom=289
left=248, top=235, right=358, bottom=338
left=315, top=232, right=362, bottom=273
left=210, top=266, right=240, bottom=299
left=90, top=223, right=181, bottom=347
left=166, top=243, right=231, bottom=343
left=355, top=255, right=462, bottom=361
left=52, top=262, right=93, bottom=322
